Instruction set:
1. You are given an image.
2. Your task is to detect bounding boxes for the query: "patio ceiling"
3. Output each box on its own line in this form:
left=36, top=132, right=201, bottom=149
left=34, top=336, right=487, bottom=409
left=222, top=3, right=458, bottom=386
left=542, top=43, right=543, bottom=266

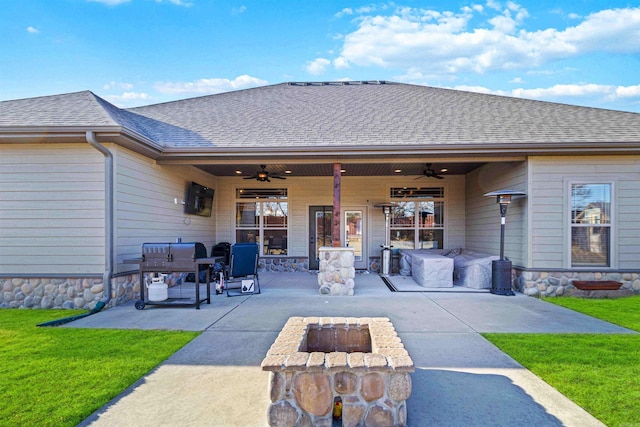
left=195, top=162, right=486, bottom=177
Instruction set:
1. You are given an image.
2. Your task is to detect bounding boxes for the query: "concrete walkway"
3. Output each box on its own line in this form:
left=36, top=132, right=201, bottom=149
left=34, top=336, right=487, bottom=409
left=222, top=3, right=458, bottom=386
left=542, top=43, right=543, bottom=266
left=70, top=272, right=634, bottom=426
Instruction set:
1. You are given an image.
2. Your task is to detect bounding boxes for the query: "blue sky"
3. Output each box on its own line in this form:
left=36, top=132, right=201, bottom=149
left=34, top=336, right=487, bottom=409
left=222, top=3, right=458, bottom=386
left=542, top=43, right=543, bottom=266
left=1, top=0, right=639, bottom=112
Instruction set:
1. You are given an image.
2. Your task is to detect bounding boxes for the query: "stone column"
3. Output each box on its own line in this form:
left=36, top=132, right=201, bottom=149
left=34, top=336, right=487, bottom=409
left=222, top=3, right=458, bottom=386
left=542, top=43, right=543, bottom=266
left=318, top=247, right=355, bottom=296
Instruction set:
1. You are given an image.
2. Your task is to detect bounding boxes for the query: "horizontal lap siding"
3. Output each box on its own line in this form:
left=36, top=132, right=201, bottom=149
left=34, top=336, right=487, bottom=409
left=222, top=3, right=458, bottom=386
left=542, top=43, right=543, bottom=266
left=530, top=155, right=640, bottom=269
left=465, top=162, right=527, bottom=266
left=0, top=144, right=105, bottom=274
left=114, top=147, right=217, bottom=272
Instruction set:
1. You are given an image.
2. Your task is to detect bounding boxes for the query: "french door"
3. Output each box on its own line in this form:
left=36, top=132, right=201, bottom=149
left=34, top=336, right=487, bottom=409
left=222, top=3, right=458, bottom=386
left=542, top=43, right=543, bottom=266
left=309, top=206, right=367, bottom=270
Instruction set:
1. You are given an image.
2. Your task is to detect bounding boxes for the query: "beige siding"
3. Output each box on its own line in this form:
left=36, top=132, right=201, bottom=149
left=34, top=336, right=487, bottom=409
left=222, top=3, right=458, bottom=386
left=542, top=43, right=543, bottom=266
left=529, top=155, right=640, bottom=269
left=0, top=144, right=105, bottom=274
left=215, top=174, right=466, bottom=261
left=465, top=162, right=527, bottom=266
left=114, top=147, right=217, bottom=272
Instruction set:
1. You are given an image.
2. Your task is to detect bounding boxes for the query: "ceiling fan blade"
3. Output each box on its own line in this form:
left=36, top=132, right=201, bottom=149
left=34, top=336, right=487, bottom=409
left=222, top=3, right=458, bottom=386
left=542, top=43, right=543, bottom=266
left=434, top=175, right=444, bottom=180
left=243, top=176, right=255, bottom=180
left=271, top=175, right=286, bottom=180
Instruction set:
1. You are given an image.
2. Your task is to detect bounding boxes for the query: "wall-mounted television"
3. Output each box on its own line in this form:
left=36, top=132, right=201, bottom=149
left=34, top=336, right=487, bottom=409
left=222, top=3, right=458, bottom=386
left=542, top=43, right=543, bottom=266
left=185, top=182, right=214, bottom=217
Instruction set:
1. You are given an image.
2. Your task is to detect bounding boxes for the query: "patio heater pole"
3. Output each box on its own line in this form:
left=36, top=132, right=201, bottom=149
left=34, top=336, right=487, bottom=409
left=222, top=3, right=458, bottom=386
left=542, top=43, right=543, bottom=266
left=375, top=203, right=395, bottom=276
left=483, top=190, right=526, bottom=296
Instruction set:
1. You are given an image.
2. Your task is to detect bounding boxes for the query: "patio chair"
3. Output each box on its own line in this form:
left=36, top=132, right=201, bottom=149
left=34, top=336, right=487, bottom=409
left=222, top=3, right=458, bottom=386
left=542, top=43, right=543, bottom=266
left=225, top=243, right=261, bottom=297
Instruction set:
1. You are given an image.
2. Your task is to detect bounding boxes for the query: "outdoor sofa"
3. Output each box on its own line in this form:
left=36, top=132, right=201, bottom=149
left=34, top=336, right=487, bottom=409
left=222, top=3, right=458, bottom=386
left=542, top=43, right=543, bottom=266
left=400, top=248, right=499, bottom=289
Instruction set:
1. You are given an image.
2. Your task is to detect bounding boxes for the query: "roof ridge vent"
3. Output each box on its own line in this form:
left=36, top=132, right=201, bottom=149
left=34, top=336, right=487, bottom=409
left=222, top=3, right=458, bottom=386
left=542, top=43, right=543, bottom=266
left=287, top=81, right=389, bottom=86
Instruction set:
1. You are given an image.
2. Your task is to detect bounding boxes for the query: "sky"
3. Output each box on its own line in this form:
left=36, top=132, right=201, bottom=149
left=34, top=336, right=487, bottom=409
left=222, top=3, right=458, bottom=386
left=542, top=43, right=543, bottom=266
left=1, top=0, right=640, bottom=112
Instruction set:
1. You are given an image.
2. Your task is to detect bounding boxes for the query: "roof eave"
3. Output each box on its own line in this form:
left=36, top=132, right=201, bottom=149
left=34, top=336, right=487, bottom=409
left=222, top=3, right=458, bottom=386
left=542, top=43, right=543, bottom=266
left=156, top=141, right=640, bottom=162
left=0, top=126, right=165, bottom=159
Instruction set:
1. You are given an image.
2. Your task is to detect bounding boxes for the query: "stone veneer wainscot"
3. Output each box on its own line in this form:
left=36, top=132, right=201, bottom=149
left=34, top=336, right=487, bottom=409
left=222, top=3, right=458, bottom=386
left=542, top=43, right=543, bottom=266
left=261, top=316, right=414, bottom=427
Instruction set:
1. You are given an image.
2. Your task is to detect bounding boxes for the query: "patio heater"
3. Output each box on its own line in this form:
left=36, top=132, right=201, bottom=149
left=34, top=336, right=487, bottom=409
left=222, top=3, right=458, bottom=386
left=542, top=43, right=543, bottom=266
left=375, top=203, right=395, bottom=275
left=483, top=190, right=526, bottom=296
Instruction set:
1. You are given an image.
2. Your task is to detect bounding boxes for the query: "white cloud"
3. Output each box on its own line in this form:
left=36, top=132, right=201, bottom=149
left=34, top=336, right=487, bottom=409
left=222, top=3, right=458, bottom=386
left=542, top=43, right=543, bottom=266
left=87, top=0, right=131, bottom=5
left=616, top=85, right=640, bottom=98
left=329, top=4, right=640, bottom=76
left=335, top=8, right=354, bottom=18
left=305, top=58, right=331, bottom=75
left=232, top=5, right=247, bottom=15
left=155, top=0, right=193, bottom=6
left=103, top=81, right=134, bottom=90
left=509, top=77, right=523, bottom=84
left=104, top=92, right=151, bottom=107
left=449, top=83, right=640, bottom=105
left=154, top=75, right=268, bottom=95
left=88, top=0, right=192, bottom=5
left=27, top=26, right=39, bottom=34
left=511, top=83, right=611, bottom=98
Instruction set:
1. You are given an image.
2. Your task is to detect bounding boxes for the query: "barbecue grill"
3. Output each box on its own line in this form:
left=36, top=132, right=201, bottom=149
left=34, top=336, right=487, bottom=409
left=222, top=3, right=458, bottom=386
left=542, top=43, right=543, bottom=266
left=128, top=242, right=222, bottom=310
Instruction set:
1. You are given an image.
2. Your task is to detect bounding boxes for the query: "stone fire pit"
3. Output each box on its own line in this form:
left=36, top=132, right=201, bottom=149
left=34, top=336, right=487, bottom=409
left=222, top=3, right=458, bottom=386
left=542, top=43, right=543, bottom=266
left=261, top=317, right=414, bottom=427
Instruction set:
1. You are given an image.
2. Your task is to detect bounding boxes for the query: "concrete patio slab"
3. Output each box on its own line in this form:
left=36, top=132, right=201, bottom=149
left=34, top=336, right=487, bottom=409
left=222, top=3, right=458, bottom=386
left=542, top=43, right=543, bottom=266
left=72, top=271, right=631, bottom=426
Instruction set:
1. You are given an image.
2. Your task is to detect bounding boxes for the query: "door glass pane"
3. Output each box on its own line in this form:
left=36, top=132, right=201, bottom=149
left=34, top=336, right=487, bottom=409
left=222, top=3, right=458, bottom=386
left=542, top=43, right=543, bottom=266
left=345, top=211, right=363, bottom=261
left=316, top=211, right=333, bottom=250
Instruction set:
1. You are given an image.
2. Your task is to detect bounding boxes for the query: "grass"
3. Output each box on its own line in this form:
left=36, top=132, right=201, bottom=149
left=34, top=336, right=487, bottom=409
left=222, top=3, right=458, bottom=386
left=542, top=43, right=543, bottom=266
left=484, top=296, right=640, bottom=427
left=0, top=309, right=199, bottom=427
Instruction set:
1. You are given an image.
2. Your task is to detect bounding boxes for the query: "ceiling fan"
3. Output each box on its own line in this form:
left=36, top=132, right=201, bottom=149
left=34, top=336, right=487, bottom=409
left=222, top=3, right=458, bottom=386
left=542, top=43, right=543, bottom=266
left=244, top=164, right=286, bottom=182
left=416, top=163, right=445, bottom=180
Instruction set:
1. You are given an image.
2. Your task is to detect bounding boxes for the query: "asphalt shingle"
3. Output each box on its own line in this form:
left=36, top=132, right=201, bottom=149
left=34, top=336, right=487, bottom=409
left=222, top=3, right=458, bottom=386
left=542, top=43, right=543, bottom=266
left=2, top=82, right=640, bottom=150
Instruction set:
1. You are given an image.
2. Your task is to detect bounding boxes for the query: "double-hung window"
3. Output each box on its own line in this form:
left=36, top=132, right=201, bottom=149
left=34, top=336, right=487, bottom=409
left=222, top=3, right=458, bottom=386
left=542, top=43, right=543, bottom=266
left=236, top=188, right=288, bottom=256
left=389, top=187, right=445, bottom=250
left=570, top=183, right=611, bottom=267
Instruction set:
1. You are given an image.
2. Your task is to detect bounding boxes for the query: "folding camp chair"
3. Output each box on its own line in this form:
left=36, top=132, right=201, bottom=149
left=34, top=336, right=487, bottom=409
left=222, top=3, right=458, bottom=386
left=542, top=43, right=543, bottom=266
left=225, top=243, right=261, bottom=296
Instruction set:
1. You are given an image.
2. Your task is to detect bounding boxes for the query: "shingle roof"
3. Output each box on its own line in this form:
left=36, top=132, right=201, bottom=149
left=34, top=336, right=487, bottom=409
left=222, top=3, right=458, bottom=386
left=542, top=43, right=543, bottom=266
left=129, top=82, right=640, bottom=148
left=0, top=91, right=167, bottom=146
left=0, top=91, right=117, bottom=127
left=2, top=82, right=640, bottom=152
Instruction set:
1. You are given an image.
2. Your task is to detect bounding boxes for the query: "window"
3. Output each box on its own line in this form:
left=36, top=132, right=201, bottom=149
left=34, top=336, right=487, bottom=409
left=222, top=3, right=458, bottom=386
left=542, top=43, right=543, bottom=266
left=390, top=187, right=445, bottom=250
left=570, top=183, right=611, bottom=267
left=236, top=188, right=288, bottom=255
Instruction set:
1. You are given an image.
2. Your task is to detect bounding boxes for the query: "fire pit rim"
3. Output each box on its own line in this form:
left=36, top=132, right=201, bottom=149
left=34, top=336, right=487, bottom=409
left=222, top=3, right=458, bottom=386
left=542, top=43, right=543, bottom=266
left=261, top=316, right=414, bottom=373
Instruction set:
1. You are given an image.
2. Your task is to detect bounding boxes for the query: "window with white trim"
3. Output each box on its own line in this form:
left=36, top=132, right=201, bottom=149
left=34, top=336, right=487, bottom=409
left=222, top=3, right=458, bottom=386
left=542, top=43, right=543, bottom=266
left=390, top=187, right=444, bottom=250
left=570, top=183, right=611, bottom=267
left=236, top=188, right=288, bottom=256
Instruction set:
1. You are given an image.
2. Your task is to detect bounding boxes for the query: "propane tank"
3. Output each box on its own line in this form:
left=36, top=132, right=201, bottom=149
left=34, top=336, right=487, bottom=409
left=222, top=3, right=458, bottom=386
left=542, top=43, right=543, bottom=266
left=147, top=274, right=168, bottom=301
left=216, top=272, right=225, bottom=294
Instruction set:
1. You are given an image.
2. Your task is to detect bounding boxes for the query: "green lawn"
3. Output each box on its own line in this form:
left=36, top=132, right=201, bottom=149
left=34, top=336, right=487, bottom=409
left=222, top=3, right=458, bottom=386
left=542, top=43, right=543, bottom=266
left=3, top=297, right=639, bottom=427
left=484, top=296, right=640, bottom=427
left=0, top=310, right=199, bottom=427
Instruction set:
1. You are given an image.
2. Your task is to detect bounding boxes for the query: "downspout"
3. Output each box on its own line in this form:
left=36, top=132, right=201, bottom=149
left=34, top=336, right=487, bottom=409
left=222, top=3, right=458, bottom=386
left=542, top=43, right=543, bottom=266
left=87, top=130, right=114, bottom=309
left=38, top=131, right=113, bottom=326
